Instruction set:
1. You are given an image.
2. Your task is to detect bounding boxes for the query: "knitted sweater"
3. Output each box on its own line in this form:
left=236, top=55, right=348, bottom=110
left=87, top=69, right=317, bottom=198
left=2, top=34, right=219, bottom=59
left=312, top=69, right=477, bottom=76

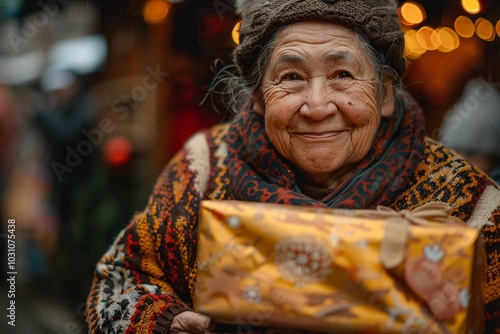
left=86, top=93, right=500, bottom=333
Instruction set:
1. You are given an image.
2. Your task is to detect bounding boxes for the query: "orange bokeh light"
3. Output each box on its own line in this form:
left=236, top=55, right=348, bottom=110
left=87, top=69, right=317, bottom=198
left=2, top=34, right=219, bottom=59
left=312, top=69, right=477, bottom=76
left=143, top=0, right=170, bottom=25
left=400, top=1, right=426, bottom=26
left=475, top=18, right=496, bottom=41
left=232, top=21, right=241, bottom=45
left=455, top=16, right=475, bottom=38
left=437, top=28, right=460, bottom=52
left=416, top=26, right=440, bottom=51
left=461, top=0, right=481, bottom=14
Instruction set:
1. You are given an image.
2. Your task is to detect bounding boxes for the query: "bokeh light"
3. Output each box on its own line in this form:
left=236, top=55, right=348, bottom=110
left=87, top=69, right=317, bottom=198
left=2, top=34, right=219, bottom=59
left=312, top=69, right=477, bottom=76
left=143, top=0, right=170, bottom=25
left=455, top=16, right=475, bottom=38
left=496, top=20, right=500, bottom=38
left=232, top=21, right=241, bottom=45
left=400, top=1, right=426, bottom=26
left=475, top=18, right=496, bottom=41
left=461, top=0, right=481, bottom=15
left=416, top=26, right=440, bottom=51
left=404, top=29, right=426, bottom=59
left=437, top=27, right=460, bottom=52
left=103, top=136, right=132, bottom=167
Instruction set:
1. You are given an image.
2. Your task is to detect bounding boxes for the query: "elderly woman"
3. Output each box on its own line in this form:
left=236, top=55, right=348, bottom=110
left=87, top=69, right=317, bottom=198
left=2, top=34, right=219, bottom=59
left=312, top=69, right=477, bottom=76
left=86, top=0, right=500, bottom=332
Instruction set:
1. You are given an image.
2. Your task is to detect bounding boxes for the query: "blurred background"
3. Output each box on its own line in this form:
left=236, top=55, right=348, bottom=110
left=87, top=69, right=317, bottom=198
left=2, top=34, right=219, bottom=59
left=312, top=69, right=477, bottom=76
left=0, top=0, right=499, bottom=333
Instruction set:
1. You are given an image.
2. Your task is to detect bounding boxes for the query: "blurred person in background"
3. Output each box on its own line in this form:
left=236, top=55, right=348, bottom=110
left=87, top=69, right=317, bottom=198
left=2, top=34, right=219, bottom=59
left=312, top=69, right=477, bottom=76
left=2, top=68, right=94, bottom=291
left=31, top=68, right=118, bottom=298
left=2, top=68, right=93, bottom=287
left=33, top=68, right=93, bottom=225
left=439, top=77, right=500, bottom=185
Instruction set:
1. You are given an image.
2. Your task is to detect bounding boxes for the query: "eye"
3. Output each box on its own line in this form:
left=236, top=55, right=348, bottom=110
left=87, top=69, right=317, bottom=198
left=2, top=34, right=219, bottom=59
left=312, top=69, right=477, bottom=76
left=333, top=71, right=353, bottom=79
left=281, top=72, right=302, bottom=81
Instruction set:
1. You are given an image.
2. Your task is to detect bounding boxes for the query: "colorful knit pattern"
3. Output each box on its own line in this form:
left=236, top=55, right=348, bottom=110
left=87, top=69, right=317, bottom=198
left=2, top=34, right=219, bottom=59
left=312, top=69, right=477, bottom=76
left=86, top=92, right=500, bottom=333
left=226, top=91, right=427, bottom=209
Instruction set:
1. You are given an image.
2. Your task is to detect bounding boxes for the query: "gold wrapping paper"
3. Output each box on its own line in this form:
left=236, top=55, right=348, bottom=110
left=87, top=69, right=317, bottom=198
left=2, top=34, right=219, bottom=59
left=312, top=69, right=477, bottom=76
left=195, top=200, right=485, bottom=333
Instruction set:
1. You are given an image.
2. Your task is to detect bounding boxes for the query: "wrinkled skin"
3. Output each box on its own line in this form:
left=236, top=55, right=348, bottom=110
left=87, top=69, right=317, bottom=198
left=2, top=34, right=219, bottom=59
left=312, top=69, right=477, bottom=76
left=254, top=21, right=394, bottom=189
left=171, top=311, right=308, bottom=333
left=170, top=311, right=214, bottom=334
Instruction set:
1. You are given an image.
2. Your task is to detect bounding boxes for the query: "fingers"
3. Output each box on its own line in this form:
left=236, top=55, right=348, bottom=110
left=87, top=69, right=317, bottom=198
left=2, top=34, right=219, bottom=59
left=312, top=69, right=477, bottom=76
left=171, top=311, right=215, bottom=334
left=170, top=314, right=308, bottom=334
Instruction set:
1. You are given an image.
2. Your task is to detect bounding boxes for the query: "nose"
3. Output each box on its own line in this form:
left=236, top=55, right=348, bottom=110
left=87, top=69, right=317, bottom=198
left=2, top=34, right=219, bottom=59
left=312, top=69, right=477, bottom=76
left=299, top=83, right=337, bottom=120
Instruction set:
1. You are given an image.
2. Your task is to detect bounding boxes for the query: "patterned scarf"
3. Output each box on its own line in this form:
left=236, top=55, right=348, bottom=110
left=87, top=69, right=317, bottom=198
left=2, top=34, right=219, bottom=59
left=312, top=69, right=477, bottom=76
left=226, top=91, right=427, bottom=209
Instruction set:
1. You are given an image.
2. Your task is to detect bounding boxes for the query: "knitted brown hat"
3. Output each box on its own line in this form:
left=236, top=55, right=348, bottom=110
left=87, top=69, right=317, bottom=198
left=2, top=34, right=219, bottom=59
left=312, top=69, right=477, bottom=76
left=234, top=0, right=406, bottom=84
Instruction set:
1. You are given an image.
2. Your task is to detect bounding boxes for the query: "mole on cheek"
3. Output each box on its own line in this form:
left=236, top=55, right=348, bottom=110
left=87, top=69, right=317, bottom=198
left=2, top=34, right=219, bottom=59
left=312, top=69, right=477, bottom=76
left=348, top=101, right=353, bottom=106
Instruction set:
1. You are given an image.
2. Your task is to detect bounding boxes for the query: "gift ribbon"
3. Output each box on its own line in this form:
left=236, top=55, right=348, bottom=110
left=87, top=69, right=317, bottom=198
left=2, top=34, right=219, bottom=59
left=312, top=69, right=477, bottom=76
left=354, top=202, right=453, bottom=269
left=356, top=202, right=479, bottom=322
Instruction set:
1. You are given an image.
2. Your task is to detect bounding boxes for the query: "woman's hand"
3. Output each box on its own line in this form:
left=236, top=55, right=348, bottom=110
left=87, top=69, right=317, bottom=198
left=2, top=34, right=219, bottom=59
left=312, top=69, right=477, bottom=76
left=171, top=311, right=311, bottom=334
left=170, top=311, right=215, bottom=334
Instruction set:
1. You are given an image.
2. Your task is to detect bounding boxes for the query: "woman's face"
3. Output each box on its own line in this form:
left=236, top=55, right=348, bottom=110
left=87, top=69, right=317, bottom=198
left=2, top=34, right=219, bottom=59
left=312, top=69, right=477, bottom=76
left=256, top=21, right=394, bottom=188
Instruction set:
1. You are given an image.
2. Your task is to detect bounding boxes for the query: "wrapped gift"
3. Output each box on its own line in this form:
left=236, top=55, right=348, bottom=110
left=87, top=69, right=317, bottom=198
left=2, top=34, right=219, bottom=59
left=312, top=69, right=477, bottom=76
left=194, top=200, right=485, bottom=333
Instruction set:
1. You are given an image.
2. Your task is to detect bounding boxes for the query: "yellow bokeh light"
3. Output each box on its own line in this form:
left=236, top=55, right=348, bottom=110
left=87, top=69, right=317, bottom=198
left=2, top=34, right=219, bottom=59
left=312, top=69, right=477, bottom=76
left=404, top=29, right=426, bottom=59
left=455, top=16, right=475, bottom=38
left=400, top=2, right=426, bottom=26
left=475, top=18, right=495, bottom=41
left=447, top=28, right=460, bottom=49
left=436, top=28, right=455, bottom=52
left=496, top=20, right=500, bottom=38
left=416, top=26, right=440, bottom=51
left=232, top=21, right=241, bottom=45
left=143, top=0, right=169, bottom=25
left=462, top=0, right=481, bottom=14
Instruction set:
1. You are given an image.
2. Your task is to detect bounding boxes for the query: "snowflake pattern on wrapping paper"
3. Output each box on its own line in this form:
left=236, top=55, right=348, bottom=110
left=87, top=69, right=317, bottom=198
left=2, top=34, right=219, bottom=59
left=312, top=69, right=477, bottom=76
left=227, top=216, right=241, bottom=229
left=241, top=284, right=264, bottom=303
left=459, top=288, right=470, bottom=308
left=274, top=234, right=332, bottom=286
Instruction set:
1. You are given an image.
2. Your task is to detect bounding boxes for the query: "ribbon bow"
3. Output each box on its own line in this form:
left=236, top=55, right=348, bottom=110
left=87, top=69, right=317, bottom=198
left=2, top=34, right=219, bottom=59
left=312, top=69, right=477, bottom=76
left=373, top=202, right=452, bottom=226
left=355, top=202, right=454, bottom=269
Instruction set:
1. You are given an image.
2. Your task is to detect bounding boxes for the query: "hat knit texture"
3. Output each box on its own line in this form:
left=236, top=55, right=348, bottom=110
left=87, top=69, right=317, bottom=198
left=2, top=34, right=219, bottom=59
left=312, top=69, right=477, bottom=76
left=440, top=78, right=500, bottom=159
left=233, top=0, right=406, bottom=84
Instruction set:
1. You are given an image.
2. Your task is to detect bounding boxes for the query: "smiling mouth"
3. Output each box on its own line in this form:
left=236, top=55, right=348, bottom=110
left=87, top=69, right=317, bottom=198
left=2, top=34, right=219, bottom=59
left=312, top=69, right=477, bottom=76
left=297, top=131, right=343, bottom=139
